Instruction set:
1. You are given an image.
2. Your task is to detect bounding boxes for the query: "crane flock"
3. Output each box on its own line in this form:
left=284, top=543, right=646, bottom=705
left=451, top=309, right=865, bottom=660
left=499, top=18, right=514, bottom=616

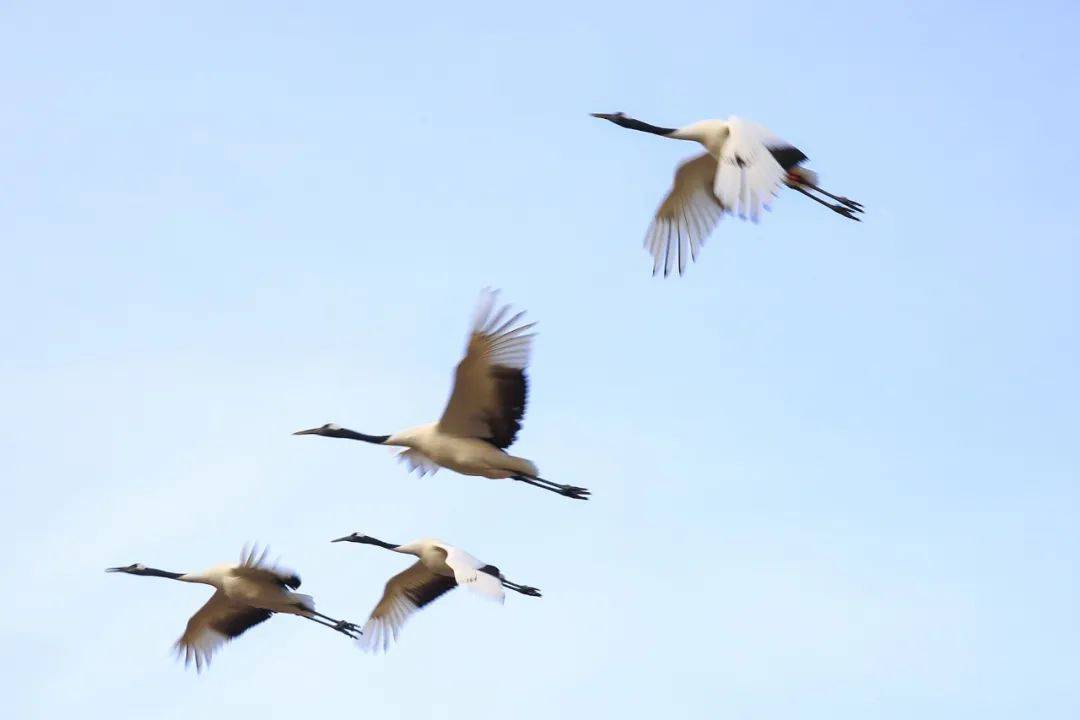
left=107, top=110, right=861, bottom=669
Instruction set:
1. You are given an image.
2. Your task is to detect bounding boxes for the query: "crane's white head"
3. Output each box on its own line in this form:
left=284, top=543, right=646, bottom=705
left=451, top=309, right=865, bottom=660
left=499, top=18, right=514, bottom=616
left=106, top=562, right=147, bottom=574
left=294, top=422, right=340, bottom=434
left=590, top=111, right=628, bottom=122
left=293, top=423, right=390, bottom=444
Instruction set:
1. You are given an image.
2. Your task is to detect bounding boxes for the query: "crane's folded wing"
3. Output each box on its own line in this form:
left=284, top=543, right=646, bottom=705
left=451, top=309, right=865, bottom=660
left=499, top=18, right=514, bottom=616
left=234, top=543, right=302, bottom=589
left=443, top=544, right=505, bottom=602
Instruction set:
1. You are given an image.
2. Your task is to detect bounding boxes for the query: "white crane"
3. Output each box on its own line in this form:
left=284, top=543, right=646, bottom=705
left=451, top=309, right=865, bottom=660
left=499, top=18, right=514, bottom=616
left=294, top=289, right=590, bottom=500
left=332, top=531, right=540, bottom=652
left=591, top=111, right=863, bottom=277
left=106, top=544, right=361, bottom=671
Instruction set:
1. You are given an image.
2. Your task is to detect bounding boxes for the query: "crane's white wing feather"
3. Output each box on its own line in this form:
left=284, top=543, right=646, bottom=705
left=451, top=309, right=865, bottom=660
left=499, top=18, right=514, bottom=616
left=174, top=590, right=272, bottom=672
left=713, top=117, right=788, bottom=221
left=357, top=561, right=457, bottom=653
left=441, top=544, right=505, bottom=603
left=396, top=448, right=441, bottom=477
left=438, top=289, right=533, bottom=449
left=645, top=153, right=724, bottom=277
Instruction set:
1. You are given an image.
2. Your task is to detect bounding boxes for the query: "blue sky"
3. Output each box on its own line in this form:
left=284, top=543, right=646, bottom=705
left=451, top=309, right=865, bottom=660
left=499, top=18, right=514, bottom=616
left=2, top=1, right=1078, bottom=717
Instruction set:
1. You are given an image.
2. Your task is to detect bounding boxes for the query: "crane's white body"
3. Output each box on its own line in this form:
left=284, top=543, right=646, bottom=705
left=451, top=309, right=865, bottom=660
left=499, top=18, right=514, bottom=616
left=181, top=564, right=313, bottom=614
left=670, top=117, right=804, bottom=215
left=670, top=119, right=738, bottom=153
left=170, top=563, right=316, bottom=669
left=640, top=116, right=794, bottom=276
left=397, top=538, right=505, bottom=601
left=388, top=423, right=538, bottom=479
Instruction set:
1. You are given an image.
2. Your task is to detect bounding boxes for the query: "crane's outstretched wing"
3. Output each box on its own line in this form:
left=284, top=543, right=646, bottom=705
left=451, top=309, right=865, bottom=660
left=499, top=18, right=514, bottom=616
left=440, top=543, right=505, bottom=602
left=175, top=590, right=272, bottom=672
left=437, top=290, right=534, bottom=449
left=713, top=117, right=806, bottom=222
left=232, top=543, right=301, bottom=589
left=645, top=153, right=724, bottom=277
left=358, top=561, right=457, bottom=653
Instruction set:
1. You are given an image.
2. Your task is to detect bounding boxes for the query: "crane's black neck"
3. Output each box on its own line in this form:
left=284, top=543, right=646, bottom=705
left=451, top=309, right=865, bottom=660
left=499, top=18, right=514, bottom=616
left=131, top=566, right=186, bottom=579
left=335, top=533, right=401, bottom=549
left=328, top=428, right=390, bottom=444
left=363, top=536, right=400, bottom=550
left=612, top=115, right=677, bottom=136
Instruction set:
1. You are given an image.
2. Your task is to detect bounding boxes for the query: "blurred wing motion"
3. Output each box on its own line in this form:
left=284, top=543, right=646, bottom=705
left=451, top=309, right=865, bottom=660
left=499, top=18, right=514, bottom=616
left=438, top=289, right=534, bottom=448
left=358, top=562, right=457, bottom=653
left=645, top=153, right=724, bottom=277
left=175, top=591, right=272, bottom=672
left=713, top=117, right=804, bottom=222
left=233, top=543, right=301, bottom=589
left=443, top=544, right=504, bottom=602
left=396, top=448, right=441, bottom=477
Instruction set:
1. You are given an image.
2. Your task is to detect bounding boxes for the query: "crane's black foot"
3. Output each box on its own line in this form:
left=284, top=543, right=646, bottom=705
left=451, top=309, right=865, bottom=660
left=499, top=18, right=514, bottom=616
left=335, top=620, right=362, bottom=637
left=513, top=475, right=591, bottom=499
left=832, top=204, right=862, bottom=221
left=516, top=585, right=542, bottom=597
left=837, top=196, right=864, bottom=212
left=558, top=484, right=591, bottom=500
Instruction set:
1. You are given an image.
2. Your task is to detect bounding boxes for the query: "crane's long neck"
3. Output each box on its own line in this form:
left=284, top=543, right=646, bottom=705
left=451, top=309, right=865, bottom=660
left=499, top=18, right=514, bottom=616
left=328, top=428, right=390, bottom=444
left=141, top=567, right=187, bottom=580
left=367, top=537, right=402, bottom=551
left=613, top=115, right=677, bottom=136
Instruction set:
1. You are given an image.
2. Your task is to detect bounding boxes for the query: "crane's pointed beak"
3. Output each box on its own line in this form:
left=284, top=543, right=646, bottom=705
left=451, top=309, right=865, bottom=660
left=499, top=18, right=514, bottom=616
left=293, top=427, right=320, bottom=436
left=590, top=112, right=624, bottom=121
left=105, top=566, right=126, bottom=572
left=331, top=535, right=354, bottom=543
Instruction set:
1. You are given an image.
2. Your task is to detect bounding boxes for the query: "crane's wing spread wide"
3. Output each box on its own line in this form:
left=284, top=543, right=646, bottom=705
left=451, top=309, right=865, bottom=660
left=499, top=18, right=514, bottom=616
left=437, top=290, right=534, bottom=449
left=359, top=561, right=457, bottom=653
left=175, top=590, right=272, bottom=672
left=646, top=152, right=723, bottom=277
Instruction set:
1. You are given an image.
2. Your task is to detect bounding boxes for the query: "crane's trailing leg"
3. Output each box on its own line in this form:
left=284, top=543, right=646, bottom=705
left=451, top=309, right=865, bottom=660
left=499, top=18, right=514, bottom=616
left=512, top=474, right=590, bottom=500
left=799, top=180, right=863, bottom=213
left=305, top=615, right=360, bottom=638
left=307, top=611, right=362, bottom=638
left=788, top=182, right=863, bottom=221
left=502, top=578, right=542, bottom=596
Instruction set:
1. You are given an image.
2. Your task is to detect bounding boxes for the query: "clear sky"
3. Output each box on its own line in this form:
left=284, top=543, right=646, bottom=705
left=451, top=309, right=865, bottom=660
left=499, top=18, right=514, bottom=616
left=2, top=1, right=1078, bottom=717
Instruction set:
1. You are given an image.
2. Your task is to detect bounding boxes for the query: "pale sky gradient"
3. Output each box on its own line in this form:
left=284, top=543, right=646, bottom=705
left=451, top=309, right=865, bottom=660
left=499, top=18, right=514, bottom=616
left=2, top=1, right=1078, bottom=718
